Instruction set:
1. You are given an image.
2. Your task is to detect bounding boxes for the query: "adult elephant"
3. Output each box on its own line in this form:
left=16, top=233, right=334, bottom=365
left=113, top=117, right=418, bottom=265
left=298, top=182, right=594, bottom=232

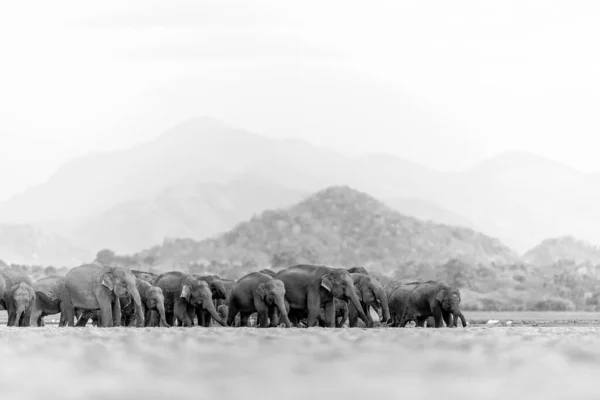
left=30, top=275, right=66, bottom=327
left=386, top=280, right=463, bottom=328
left=227, top=272, right=291, bottom=328
left=121, top=279, right=170, bottom=327
left=274, top=264, right=368, bottom=328
left=348, top=273, right=390, bottom=327
left=193, top=275, right=227, bottom=327
left=7, top=282, right=36, bottom=326
left=62, top=264, right=144, bottom=328
left=154, top=271, right=225, bottom=327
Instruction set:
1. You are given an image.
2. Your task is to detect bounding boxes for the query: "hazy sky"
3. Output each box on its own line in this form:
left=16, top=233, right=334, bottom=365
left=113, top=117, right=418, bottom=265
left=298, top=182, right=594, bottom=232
left=1, top=0, right=600, bottom=200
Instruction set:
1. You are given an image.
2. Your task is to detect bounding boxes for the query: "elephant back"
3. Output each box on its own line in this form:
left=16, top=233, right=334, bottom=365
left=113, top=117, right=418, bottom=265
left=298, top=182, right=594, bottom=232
left=33, top=275, right=65, bottom=310
left=131, top=270, right=158, bottom=285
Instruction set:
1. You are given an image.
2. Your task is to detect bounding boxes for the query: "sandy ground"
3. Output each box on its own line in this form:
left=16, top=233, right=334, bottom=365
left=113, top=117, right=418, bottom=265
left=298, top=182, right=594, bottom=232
left=3, top=325, right=600, bottom=399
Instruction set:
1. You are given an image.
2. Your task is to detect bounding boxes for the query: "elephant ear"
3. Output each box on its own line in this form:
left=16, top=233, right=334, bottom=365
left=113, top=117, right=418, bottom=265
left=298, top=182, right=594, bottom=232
left=321, top=274, right=334, bottom=292
left=180, top=285, right=191, bottom=301
left=102, top=274, right=115, bottom=291
left=27, top=285, right=36, bottom=301
left=435, top=287, right=452, bottom=309
left=255, top=283, right=267, bottom=300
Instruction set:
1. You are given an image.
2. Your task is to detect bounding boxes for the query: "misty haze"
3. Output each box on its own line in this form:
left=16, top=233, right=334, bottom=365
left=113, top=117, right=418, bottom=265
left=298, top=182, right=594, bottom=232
left=2, top=1, right=600, bottom=399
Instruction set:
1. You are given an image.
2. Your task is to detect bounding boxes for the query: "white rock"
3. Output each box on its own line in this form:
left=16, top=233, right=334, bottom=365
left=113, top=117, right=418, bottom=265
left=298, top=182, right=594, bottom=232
left=486, top=320, right=500, bottom=325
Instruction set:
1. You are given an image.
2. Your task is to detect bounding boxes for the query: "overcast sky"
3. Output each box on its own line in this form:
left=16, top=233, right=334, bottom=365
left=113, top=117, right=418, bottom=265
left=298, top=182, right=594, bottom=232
left=1, top=0, right=600, bottom=201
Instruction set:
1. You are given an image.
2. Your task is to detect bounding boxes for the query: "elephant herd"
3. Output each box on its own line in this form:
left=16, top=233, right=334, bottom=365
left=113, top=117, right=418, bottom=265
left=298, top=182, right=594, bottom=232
left=0, top=262, right=467, bottom=329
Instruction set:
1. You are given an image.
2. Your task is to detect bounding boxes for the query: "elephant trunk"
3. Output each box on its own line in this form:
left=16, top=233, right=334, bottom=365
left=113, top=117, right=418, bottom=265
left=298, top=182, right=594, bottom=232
left=346, top=288, right=369, bottom=327
left=130, top=288, right=145, bottom=327
left=14, top=309, right=24, bottom=327
left=376, top=287, right=391, bottom=325
left=156, top=302, right=170, bottom=328
left=275, top=296, right=292, bottom=328
left=204, top=299, right=226, bottom=326
left=453, top=310, right=466, bottom=327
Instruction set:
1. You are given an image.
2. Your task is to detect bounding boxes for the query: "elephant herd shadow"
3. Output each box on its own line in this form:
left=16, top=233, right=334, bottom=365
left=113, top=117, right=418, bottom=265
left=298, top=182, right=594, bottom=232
left=0, top=263, right=466, bottom=330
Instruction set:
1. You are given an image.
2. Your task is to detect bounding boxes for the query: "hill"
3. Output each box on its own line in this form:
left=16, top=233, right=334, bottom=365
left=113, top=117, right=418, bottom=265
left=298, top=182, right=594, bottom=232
left=135, top=186, right=519, bottom=271
left=523, top=236, right=600, bottom=266
left=70, top=176, right=306, bottom=254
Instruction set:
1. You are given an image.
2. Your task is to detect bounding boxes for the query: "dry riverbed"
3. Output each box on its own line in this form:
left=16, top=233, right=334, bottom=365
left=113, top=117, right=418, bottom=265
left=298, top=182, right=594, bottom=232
left=2, top=325, right=600, bottom=399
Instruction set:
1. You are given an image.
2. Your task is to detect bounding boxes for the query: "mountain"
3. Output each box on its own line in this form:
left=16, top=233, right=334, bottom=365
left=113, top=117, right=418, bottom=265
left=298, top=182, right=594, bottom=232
left=438, top=150, right=600, bottom=253
left=70, top=176, right=306, bottom=254
left=523, top=236, right=600, bottom=266
left=135, top=186, right=520, bottom=270
left=2, top=118, right=600, bottom=257
left=0, top=224, right=90, bottom=266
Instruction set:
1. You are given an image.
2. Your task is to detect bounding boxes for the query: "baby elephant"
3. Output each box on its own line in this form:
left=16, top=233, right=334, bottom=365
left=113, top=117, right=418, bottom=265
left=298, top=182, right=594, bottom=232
left=227, top=272, right=292, bottom=328
left=7, top=282, right=36, bottom=327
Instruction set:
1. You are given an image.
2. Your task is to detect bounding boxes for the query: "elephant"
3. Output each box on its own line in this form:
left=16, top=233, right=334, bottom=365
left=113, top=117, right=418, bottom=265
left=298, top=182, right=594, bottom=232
left=217, top=304, right=229, bottom=321
left=347, top=273, right=390, bottom=327
left=131, top=270, right=158, bottom=285
left=347, top=267, right=369, bottom=275
left=385, top=280, right=463, bottom=328
left=192, top=275, right=227, bottom=327
left=7, top=282, right=36, bottom=326
left=274, top=264, right=368, bottom=328
left=227, top=272, right=292, bottom=328
left=30, top=275, right=66, bottom=327
left=0, top=269, right=34, bottom=311
left=316, top=298, right=349, bottom=328
left=62, top=264, right=144, bottom=328
left=259, top=269, right=277, bottom=277
left=154, top=271, right=226, bottom=327
left=121, top=279, right=170, bottom=327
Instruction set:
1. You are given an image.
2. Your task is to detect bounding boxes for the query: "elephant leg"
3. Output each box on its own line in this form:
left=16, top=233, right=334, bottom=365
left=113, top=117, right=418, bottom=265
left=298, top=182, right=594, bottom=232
left=99, top=302, right=113, bottom=328
left=305, top=290, right=322, bottom=328
left=165, top=312, right=174, bottom=327
left=337, top=304, right=349, bottom=328
left=202, top=310, right=212, bottom=327
left=22, top=310, right=32, bottom=327
left=362, top=303, right=373, bottom=327
left=348, top=303, right=358, bottom=327
left=321, top=301, right=335, bottom=328
left=432, top=308, right=443, bottom=328
left=144, top=310, right=152, bottom=327
left=195, top=307, right=204, bottom=327
left=442, top=310, right=452, bottom=328
left=62, top=293, right=75, bottom=327
left=256, top=307, right=269, bottom=328
left=173, top=301, right=192, bottom=327
left=31, top=309, right=43, bottom=327
left=268, top=306, right=279, bottom=328
left=226, top=302, right=239, bottom=327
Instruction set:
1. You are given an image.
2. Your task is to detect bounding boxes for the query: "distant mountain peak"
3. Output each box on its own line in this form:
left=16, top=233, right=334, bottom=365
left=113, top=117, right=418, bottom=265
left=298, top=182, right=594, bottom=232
left=523, top=235, right=600, bottom=265
left=471, top=150, right=580, bottom=173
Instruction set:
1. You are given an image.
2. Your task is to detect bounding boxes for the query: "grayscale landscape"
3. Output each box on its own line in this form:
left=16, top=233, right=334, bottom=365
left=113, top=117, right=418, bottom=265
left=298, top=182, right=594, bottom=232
left=2, top=1, right=600, bottom=399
